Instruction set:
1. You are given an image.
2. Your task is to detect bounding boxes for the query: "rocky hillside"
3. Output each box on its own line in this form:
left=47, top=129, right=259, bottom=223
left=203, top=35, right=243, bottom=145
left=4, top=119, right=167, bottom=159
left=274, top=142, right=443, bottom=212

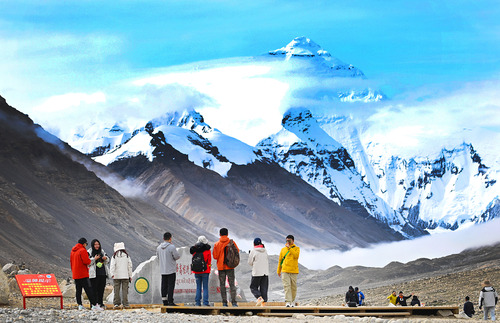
left=303, top=242, right=500, bottom=306
left=0, top=95, right=214, bottom=276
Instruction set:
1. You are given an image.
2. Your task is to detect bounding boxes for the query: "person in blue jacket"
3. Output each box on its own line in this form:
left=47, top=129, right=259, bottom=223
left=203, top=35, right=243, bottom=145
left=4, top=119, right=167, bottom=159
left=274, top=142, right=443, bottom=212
left=355, top=287, right=365, bottom=306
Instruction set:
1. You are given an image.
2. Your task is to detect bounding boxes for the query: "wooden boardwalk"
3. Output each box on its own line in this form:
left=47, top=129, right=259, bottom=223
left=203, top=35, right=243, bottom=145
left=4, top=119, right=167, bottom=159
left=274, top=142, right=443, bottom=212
left=160, top=304, right=460, bottom=317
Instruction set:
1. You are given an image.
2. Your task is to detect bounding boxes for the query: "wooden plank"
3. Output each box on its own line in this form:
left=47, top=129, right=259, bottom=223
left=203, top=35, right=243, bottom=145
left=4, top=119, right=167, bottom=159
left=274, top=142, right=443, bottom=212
left=258, top=312, right=411, bottom=317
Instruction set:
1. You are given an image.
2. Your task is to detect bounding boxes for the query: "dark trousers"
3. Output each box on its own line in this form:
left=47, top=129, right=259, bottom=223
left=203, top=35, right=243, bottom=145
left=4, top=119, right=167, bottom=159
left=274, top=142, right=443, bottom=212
left=250, top=275, right=269, bottom=302
left=218, top=269, right=236, bottom=304
left=161, top=273, right=176, bottom=305
left=75, top=278, right=96, bottom=306
left=90, top=275, right=107, bottom=306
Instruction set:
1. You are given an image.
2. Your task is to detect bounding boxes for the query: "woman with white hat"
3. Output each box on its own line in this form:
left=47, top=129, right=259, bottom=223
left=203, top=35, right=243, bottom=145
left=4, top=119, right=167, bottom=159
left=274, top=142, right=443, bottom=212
left=110, top=242, right=133, bottom=309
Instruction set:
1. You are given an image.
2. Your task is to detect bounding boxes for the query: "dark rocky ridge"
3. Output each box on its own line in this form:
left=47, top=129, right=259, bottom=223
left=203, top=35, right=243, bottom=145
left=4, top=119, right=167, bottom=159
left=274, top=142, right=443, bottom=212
left=0, top=96, right=214, bottom=277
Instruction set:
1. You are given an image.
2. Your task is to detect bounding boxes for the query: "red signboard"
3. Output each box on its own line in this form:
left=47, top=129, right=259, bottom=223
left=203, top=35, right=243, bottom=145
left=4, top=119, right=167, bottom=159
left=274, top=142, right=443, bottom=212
left=15, top=274, right=63, bottom=309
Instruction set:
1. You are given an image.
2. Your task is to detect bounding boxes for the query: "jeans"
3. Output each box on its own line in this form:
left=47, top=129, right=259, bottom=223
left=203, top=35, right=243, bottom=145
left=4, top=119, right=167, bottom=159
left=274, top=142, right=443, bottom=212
left=161, top=273, right=176, bottom=305
left=483, top=306, right=496, bottom=321
left=75, top=278, right=96, bottom=306
left=218, top=269, right=236, bottom=304
left=195, top=273, right=209, bottom=306
left=250, top=275, right=269, bottom=302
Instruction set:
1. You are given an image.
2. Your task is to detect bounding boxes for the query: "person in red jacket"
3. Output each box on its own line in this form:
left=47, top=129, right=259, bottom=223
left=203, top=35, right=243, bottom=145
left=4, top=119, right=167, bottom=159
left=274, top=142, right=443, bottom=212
left=190, top=236, right=212, bottom=306
left=213, top=228, right=239, bottom=307
left=70, top=238, right=102, bottom=310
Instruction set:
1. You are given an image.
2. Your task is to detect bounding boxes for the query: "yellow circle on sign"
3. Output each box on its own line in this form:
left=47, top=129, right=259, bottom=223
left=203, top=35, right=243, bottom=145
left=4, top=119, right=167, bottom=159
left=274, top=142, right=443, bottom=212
left=134, top=277, right=149, bottom=294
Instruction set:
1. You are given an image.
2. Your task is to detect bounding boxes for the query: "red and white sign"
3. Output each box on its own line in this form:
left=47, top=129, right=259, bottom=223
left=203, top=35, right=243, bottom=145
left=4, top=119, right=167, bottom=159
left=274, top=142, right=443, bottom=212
left=15, top=274, right=63, bottom=309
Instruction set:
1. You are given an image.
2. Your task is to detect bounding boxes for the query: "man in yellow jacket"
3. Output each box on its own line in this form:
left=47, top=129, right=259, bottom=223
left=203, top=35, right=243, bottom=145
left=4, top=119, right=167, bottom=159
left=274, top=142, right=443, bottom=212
left=277, top=234, right=300, bottom=307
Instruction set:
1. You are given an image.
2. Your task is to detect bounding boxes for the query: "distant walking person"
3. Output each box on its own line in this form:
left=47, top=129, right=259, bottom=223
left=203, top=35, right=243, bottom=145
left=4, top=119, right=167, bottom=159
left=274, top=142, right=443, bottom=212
left=345, top=286, right=358, bottom=307
left=157, top=232, right=180, bottom=306
left=277, top=234, right=300, bottom=307
left=395, top=291, right=413, bottom=306
left=190, top=236, right=212, bottom=306
left=463, top=295, right=475, bottom=318
left=70, top=237, right=103, bottom=311
left=479, top=280, right=498, bottom=321
left=387, top=291, right=397, bottom=306
left=87, top=239, right=109, bottom=309
left=248, top=238, right=269, bottom=306
left=109, top=242, right=133, bottom=309
left=213, top=228, right=240, bottom=307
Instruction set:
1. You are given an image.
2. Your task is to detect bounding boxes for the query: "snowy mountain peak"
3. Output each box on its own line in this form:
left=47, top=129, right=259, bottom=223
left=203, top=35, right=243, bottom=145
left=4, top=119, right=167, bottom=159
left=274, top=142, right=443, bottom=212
left=270, top=36, right=330, bottom=58
left=269, top=36, right=365, bottom=78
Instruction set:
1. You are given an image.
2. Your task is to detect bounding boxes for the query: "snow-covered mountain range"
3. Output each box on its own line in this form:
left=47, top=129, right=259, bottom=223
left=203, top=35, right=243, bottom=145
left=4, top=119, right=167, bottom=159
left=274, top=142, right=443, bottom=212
left=57, top=37, right=499, bottom=238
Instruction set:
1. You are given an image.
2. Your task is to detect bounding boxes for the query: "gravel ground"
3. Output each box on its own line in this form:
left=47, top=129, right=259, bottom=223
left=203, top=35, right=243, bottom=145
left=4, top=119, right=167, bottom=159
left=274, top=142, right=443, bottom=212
left=0, top=306, right=496, bottom=323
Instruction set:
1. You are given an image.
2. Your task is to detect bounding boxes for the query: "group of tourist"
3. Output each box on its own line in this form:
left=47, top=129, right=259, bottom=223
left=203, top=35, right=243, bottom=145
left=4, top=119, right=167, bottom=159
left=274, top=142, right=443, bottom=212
left=69, top=229, right=300, bottom=310
left=384, top=285, right=498, bottom=321
left=181, top=228, right=300, bottom=307
left=70, top=232, right=497, bottom=321
left=70, top=238, right=132, bottom=310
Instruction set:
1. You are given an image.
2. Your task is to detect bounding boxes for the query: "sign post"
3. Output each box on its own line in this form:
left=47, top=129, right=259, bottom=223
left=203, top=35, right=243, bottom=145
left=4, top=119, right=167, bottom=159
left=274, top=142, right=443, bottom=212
left=15, top=274, right=63, bottom=309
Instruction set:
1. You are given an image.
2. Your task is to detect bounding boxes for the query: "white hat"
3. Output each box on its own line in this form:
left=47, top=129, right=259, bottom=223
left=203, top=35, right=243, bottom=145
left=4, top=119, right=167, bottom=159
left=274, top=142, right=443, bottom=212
left=114, top=242, right=125, bottom=252
left=197, top=236, right=208, bottom=244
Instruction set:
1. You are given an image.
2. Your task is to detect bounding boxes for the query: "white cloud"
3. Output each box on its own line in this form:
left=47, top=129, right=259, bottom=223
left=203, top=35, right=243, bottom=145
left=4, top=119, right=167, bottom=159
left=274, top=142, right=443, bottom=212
left=299, top=218, right=500, bottom=270
left=33, top=92, right=106, bottom=113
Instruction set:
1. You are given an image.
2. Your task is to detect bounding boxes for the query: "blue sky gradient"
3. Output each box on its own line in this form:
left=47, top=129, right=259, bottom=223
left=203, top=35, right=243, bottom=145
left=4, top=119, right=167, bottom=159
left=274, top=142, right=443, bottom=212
left=1, top=0, right=499, bottom=110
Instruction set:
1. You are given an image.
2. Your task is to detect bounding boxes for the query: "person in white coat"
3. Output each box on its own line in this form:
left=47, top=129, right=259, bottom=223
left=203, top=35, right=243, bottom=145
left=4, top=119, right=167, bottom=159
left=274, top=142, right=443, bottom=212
left=479, top=280, right=498, bottom=321
left=247, top=238, right=269, bottom=306
left=110, top=242, right=133, bottom=309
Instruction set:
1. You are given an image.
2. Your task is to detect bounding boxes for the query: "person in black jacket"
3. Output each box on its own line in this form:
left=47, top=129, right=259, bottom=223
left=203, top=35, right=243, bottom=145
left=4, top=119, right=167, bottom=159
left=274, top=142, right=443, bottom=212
left=395, top=291, right=413, bottom=306
left=463, top=295, right=475, bottom=318
left=410, top=295, right=421, bottom=306
left=345, top=286, right=358, bottom=307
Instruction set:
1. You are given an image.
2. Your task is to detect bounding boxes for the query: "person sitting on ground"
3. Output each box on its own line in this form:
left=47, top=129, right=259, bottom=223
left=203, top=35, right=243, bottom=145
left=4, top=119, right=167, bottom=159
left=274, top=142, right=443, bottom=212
left=395, top=291, right=413, bottom=306
left=387, top=290, right=397, bottom=306
left=410, top=294, right=421, bottom=306
left=463, top=295, right=475, bottom=318
left=355, top=287, right=365, bottom=306
left=345, top=286, right=358, bottom=307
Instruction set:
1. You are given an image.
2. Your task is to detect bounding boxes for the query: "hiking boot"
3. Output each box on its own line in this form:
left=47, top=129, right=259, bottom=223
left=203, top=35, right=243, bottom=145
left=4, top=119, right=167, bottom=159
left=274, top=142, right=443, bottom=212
left=222, top=302, right=228, bottom=307
left=78, top=305, right=85, bottom=310
left=232, top=301, right=238, bottom=307
left=167, top=303, right=178, bottom=306
left=256, top=297, right=264, bottom=306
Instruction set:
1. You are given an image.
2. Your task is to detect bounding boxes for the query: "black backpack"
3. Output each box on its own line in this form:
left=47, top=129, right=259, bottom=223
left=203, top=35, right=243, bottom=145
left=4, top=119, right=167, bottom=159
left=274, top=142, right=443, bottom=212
left=191, top=252, right=207, bottom=272
left=223, top=239, right=240, bottom=268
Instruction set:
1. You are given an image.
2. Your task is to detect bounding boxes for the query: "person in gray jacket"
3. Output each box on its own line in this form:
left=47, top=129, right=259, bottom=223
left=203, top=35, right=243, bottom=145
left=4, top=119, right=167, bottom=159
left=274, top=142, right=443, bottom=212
left=247, top=238, right=269, bottom=306
left=157, top=232, right=180, bottom=306
left=479, top=280, right=498, bottom=321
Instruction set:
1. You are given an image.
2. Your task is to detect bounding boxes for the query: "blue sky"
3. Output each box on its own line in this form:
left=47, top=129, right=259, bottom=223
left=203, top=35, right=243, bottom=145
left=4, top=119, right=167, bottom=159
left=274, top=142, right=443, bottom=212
left=1, top=0, right=500, bottom=113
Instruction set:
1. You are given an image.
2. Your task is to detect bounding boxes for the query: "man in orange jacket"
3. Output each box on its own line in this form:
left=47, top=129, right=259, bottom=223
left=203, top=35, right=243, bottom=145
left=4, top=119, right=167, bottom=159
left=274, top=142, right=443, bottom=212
left=213, top=228, right=239, bottom=307
left=70, top=238, right=102, bottom=310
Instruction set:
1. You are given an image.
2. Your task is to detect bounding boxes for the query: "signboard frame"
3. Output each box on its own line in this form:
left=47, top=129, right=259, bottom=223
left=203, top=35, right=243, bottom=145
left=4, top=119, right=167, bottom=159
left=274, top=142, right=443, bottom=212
left=15, top=274, right=63, bottom=309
